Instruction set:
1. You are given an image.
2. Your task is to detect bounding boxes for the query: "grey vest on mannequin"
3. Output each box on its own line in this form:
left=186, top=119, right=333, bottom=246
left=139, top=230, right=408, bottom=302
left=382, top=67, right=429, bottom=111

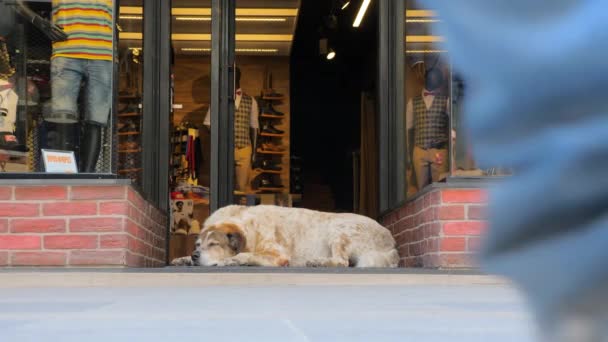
left=235, top=94, right=252, bottom=149
left=413, top=95, right=449, bottom=148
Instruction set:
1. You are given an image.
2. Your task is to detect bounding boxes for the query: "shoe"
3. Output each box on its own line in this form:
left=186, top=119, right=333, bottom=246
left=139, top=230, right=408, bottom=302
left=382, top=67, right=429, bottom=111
left=260, top=143, right=285, bottom=152
left=263, top=89, right=284, bottom=98
left=251, top=174, right=283, bottom=189
left=118, top=141, right=139, bottom=151
left=262, top=103, right=284, bottom=116
left=261, top=122, right=284, bottom=135
left=118, top=119, right=138, bottom=133
left=118, top=103, right=140, bottom=114
left=0, top=132, right=27, bottom=152
left=260, top=159, right=282, bottom=171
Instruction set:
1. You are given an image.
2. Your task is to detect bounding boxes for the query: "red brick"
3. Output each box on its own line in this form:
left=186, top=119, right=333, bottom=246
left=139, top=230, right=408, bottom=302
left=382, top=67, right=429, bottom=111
left=128, top=236, right=146, bottom=254
left=427, top=238, right=439, bottom=252
left=429, top=223, right=442, bottom=236
left=437, top=205, right=465, bottom=220
left=126, top=219, right=140, bottom=237
left=0, top=219, right=7, bottom=233
left=70, top=250, right=125, bottom=266
left=15, top=186, right=67, bottom=200
left=0, top=203, right=39, bottom=217
left=100, top=234, right=128, bottom=248
left=442, top=189, right=488, bottom=203
left=0, top=236, right=41, bottom=249
left=440, top=237, right=467, bottom=252
left=10, top=218, right=66, bottom=233
left=468, top=237, right=482, bottom=252
left=44, top=235, right=98, bottom=249
left=11, top=252, right=67, bottom=266
left=423, top=194, right=431, bottom=208
left=443, top=221, right=486, bottom=236
left=439, top=253, right=477, bottom=268
left=126, top=251, right=143, bottom=267
left=0, top=251, right=7, bottom=265
left=71, top=186, right=126, bottom=200
left=127, top=188, right=145, bottom=209
left=468, top=205, right=487, bottom=220
left=0, top=186, right=12, bottom=200
left=99, top=201, right=129, bottom=215
left=129, top=206, right=143, bottom=224
left=430, top=190, right=441, bottom=205
left=423, top=254, right=440, bottom=268
left=398, top=258, right=407, bottom=268
left=70, top=217, right=123, bottom=232
left=43, top=202, right=97, bottom=216
left=421, top=208, right=431, bottom=222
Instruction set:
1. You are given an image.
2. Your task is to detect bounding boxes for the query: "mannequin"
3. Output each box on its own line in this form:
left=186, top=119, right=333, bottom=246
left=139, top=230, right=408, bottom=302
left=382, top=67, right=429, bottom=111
left=406, top=67, right=450, bottom=190
left=44, top=0, right=114, bottom=173
left=0, top=0, right=66, bottom=152
left=204, top=67, right=260, bottom=192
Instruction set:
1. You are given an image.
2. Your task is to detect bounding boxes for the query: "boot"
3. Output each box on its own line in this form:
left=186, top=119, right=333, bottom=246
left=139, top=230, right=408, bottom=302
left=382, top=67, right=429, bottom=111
left=261, top=122, right=284, bottom=135
left=80, top=123, right=102, bottom=173
left=262, top=102, right=284, bottom=116
left=43, top=121, right=78, bottom=152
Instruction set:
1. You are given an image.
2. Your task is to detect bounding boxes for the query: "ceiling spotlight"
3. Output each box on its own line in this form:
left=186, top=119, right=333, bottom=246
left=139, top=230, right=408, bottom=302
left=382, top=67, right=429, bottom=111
left=353, top=0, right=371, bottom=27
left=326, top=49, right=336, bottom=60
left=339, top=0, right=351, bottom=10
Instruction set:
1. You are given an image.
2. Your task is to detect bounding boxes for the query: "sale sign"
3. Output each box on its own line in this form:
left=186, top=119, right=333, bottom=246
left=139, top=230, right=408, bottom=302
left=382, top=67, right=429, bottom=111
left=41, top=149, right=78, bottom=173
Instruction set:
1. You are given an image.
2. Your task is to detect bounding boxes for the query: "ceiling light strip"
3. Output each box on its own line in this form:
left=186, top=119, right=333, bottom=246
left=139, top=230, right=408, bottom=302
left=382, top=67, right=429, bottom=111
left=120, top=7, right=298, bottom=16
left=174, top=17, right=287, bottom=22
left=120, top=33, right=293, bottom=42
left=182, top=48, right=279, bottom=53
left=406, top=19, right=440, bottom=23
left=406, top=35, right=445, bottom=43
left=406, top=10, right=437, bottom=17
left=353, top=0, right=371, bottom=27
left=406, top=49, right=447, bottom=54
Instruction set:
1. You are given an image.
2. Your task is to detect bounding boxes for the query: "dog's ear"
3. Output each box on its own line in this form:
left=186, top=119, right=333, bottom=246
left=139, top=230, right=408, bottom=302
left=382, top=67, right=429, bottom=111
left=226, top=231, right=246, bottom=253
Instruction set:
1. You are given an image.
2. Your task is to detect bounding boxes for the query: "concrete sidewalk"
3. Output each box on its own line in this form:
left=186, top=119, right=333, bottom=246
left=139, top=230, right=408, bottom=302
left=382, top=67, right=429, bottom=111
left=0, top=271, right=535, bottom=341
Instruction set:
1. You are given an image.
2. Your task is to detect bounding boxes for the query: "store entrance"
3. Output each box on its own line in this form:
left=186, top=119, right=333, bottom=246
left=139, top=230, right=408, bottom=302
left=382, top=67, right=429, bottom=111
left=168, top=0, right=379, bottom=261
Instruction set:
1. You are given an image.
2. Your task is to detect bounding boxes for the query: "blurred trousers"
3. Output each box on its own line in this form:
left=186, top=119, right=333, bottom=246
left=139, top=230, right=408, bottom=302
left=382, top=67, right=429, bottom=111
left=422, top=0, right=608, bottom=338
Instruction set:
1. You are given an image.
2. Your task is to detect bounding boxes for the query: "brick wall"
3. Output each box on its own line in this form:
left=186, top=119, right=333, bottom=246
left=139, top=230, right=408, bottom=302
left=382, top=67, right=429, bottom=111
left=381, top=187, right=488, bottom=269
left=0, top=185, right=167, bottom=267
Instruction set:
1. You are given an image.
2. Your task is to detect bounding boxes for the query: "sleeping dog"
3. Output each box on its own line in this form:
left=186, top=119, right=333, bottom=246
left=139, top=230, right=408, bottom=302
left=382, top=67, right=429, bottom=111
left=171, top=205, right=399, bottom=268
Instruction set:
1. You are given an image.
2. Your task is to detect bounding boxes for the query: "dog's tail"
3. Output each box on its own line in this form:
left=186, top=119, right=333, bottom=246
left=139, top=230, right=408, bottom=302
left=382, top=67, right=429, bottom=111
left=356, top=249, right=400, bottom=268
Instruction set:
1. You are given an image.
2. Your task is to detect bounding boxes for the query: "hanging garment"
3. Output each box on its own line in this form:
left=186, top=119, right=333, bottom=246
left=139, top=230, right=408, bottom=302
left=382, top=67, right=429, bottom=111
left=0, top=80, right=18, bottom=133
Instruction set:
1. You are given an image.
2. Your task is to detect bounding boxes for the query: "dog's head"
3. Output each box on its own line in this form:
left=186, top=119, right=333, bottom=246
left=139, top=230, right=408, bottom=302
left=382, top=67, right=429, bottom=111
left=192, top=222, right=247, bottom=266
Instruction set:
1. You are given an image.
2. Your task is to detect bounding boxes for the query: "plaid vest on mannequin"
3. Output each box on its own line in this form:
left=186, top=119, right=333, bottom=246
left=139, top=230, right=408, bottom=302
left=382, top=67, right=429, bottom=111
left=235, top=94, right=252, bottom=149
left=413, top=95, right=449, bottom=148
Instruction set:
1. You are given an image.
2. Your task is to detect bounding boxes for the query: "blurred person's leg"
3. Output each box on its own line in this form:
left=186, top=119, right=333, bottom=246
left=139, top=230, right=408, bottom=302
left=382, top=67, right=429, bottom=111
left=422, top=0, right=608, bottom=340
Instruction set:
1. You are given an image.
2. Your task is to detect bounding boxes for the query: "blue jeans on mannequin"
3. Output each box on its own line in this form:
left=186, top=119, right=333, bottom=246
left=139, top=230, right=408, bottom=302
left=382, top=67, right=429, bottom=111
left=422, top=0, right=608, bottom=340
left=47, top=57, right=112, bottom=172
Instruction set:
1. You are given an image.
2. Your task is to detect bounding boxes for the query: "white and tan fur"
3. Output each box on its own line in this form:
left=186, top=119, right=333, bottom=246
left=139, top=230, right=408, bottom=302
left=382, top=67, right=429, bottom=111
left=171, top=205, right=399, bottom=268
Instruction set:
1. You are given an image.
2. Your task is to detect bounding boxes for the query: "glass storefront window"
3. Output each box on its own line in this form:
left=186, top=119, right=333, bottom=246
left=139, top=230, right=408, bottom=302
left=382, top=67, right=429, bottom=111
left=117, top=0, right=144, bottom=185
left=0, top=0, right=116, bottom=174
left=404, top=0, right=505, bottom=197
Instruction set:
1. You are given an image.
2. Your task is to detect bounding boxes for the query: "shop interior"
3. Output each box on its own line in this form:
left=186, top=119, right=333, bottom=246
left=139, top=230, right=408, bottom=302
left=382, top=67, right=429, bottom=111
left=163, top=0, right=379, bottom=259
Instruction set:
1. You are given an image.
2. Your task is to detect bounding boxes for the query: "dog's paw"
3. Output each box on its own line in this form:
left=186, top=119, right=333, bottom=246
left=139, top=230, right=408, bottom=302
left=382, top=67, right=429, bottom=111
left=306, top=260, right=324, bottom=268
left=171, top=256, right=192, bottom=266
left=215, top=258, right=240, bottom=267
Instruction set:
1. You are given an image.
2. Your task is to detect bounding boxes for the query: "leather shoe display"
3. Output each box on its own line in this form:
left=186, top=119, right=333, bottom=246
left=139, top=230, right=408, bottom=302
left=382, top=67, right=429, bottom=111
left=261, top=122, right=284, bottom=135
left=251, top=174, right=284, bottom=190
left=260, top=159, right=281, bottom=171
left=262, top=103, right=284, bottom=116
left=260, top=142, right=285, bottom=152
left=118, top=119, right=138, bottom=133
left=263, top=89, right=284, bottom=98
